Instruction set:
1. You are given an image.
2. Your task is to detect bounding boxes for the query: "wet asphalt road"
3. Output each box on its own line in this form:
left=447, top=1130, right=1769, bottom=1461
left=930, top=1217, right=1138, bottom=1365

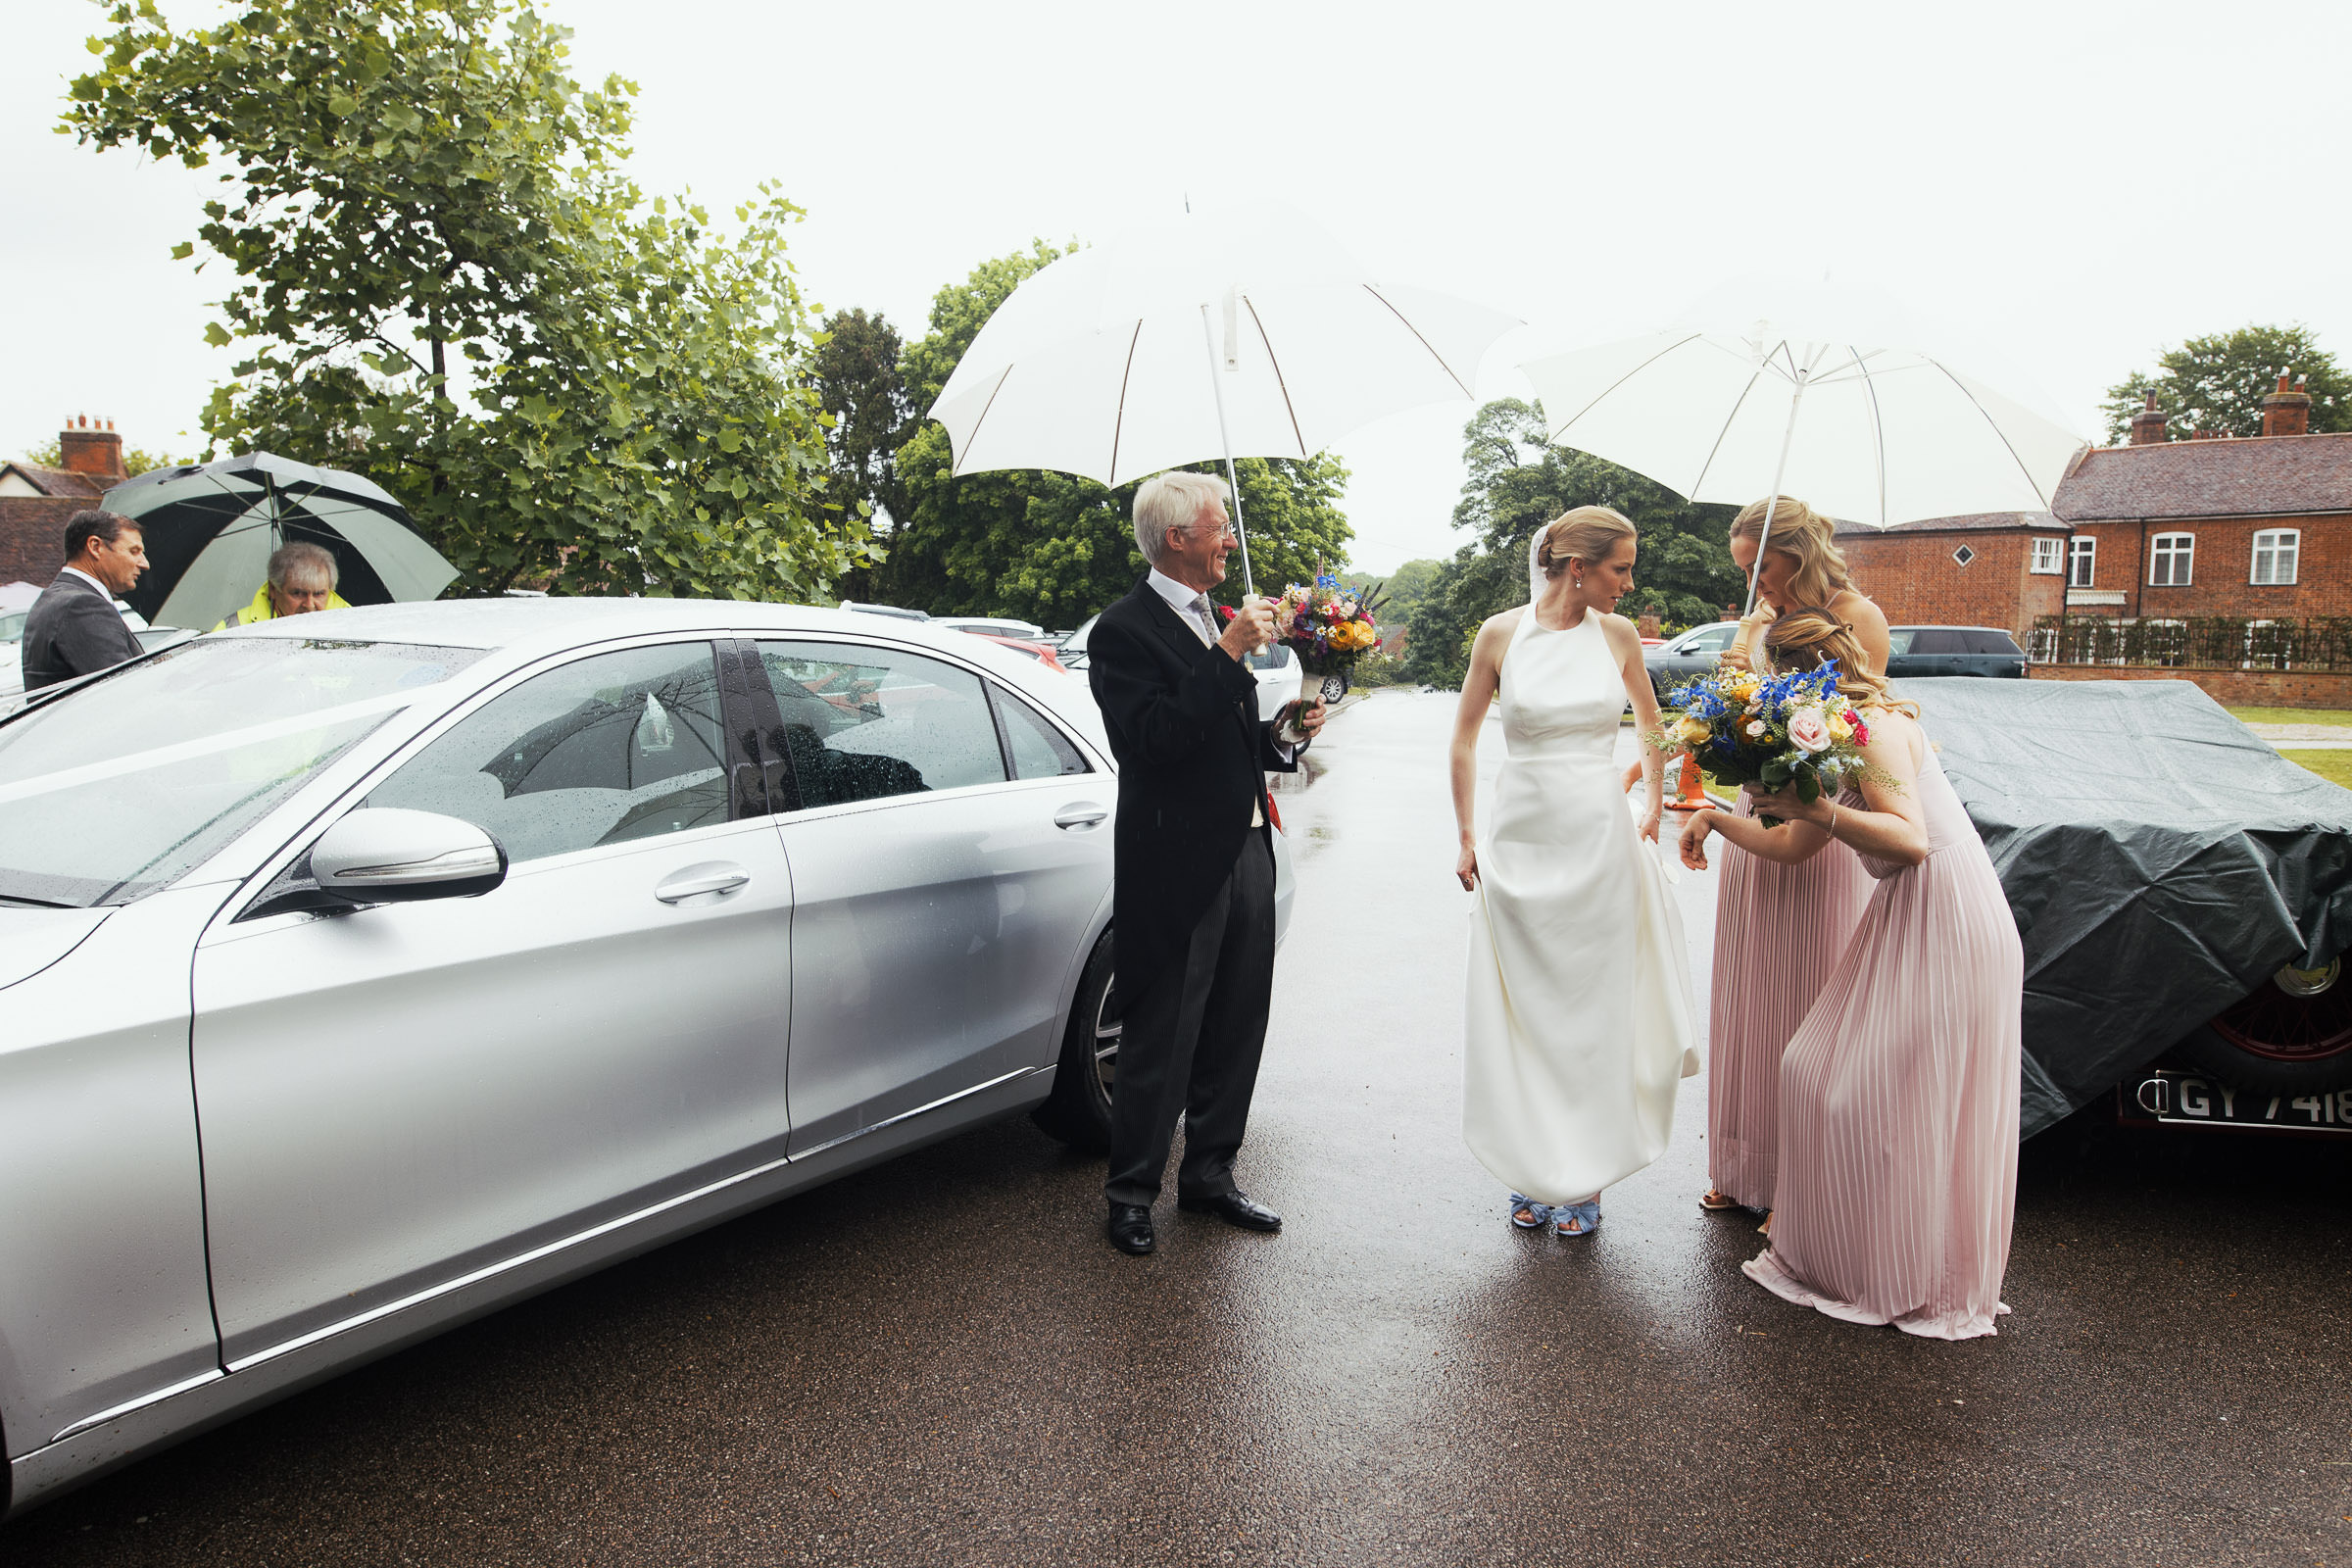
left=11, top=691, right=2352, bottom=1567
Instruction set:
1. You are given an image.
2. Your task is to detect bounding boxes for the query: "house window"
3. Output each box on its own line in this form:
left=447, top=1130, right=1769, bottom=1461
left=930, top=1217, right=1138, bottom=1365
left=2252, top=529, right=2300, bottom=586
left=2068, top=536, right=2096, bottom=587
left=2149, top=532, right=2194, bottom=587
left=2031, top=537, right=2063, bottom=574
left=1951, top=544, right=1976, bottom=566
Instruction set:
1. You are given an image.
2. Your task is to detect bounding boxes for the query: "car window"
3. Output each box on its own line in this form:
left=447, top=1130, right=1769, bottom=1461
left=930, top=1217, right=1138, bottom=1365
left=1964, top=630, right=2023, bottom=656
left=758, top=641, right=1006, bottom=808
left=1885, top=629, right=1919, bottom=656
left=1908, top=629, right=1966, bottom=655
left=1244, top=644, right=1293, bottom=671
left=990, top=685, right=1090, bottom=779
left=1681, top=626, right=1734, bottom=654
left=368, top=642, right=727, bottom=863
left=0, top=637, right=477, bottom=906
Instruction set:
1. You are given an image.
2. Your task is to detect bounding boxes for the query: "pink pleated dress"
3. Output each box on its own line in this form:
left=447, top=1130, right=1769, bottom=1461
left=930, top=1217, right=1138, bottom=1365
left=1741, top=722, right=2025, bottom=1341
left=1707, top=796, right=1874, bottom=1211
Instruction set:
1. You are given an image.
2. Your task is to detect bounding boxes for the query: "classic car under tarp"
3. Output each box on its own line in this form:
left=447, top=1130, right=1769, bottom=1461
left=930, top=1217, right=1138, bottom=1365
left=1914, top=678, right=2352, bottom=1138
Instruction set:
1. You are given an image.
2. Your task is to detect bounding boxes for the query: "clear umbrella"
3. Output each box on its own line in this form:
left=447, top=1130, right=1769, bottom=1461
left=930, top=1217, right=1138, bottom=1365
left=930, top=206, right=1522, bottom=595
left=1517, top=276, right=2087, bottom=610
left=101, top=451, right=458, bottom=630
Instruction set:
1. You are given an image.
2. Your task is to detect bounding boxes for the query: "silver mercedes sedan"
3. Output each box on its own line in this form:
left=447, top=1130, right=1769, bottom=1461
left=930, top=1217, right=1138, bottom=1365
left=0, top=599, right=1293, bottom=1516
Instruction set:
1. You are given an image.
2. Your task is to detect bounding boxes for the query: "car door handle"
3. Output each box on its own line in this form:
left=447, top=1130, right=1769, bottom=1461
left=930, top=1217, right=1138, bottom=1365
left=655, top=863, right=752, bottom=904
left=1054, top=802, right=1109, bottom=831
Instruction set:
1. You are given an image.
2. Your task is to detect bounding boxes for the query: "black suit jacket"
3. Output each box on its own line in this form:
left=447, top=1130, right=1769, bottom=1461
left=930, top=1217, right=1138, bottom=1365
left=1089, top=575, right=1298, bottom=1017
left=22, top=572, right=141, bottom=691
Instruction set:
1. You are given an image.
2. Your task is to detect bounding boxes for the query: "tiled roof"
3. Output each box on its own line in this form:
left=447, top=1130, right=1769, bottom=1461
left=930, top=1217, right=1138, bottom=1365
left=2051, top=433, right=2352, bottom=521
left=0, top=462, right=118, bottom=498
left=1835, top=512, right=2065, bottom=536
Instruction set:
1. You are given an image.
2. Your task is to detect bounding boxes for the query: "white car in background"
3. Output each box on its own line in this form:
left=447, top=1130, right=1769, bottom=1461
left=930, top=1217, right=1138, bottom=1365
left=930, top=614, right=1048, bottom=642
left=1058, top=612, right=1298, bottom=723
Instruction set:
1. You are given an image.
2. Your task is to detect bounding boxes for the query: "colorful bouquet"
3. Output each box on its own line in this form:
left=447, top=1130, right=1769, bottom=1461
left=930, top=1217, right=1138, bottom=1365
left=1271, top=574, right=1384, bottom=705
left=1652, top=659, right=1884, bottom=825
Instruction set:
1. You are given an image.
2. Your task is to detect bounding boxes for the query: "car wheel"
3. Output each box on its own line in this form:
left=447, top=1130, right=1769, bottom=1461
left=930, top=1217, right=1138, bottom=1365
left=1032, top=931, right=1116, bottom=1152
left=2175, top=956, right=2352, bottom=1094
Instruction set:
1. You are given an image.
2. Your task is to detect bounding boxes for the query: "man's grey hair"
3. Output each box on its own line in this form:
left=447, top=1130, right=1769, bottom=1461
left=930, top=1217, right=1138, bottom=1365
left=268, top=540, right=339, bottom=591
left=1132, top=470, right=1231, bottom=568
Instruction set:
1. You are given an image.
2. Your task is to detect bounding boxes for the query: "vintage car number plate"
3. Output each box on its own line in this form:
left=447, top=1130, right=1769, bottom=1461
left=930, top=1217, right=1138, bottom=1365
left=2125, top=1069, right=2352, bottom=1136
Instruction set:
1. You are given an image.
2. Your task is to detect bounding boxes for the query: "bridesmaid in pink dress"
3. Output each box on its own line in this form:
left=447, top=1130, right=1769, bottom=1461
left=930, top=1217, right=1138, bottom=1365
left=1681, top=608, right=2023, bottom=1340
left=1697, top=499, right=1887, bottom=1215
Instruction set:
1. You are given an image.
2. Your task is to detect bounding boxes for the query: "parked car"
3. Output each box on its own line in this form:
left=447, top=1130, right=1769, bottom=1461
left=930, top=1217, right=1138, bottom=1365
left=0, top=603, right=193, bottom=717
left=0, top=598, right=1292, bottom=1516
left=1918, top=679, right=2352, bottom=1140
left=837, top=601, right=928, bottom=621
left=1885, top=625, right=2027, bottom=680
left=931, top=615, right=1048, bottom=642
left=972, top=632, right=1075, bottom=675
left=1642, top=620, right=1740, bottom=697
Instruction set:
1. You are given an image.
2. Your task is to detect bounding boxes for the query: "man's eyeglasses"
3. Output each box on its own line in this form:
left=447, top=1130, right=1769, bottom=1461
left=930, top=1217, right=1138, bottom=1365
left=1179, top=522, right=1241, bottom=542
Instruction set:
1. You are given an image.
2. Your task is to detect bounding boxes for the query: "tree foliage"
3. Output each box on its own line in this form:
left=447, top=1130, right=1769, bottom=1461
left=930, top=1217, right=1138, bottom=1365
left=67, top=0, right=857, bottom=601
left=2101, top=323, right=2351, bottom=443
left=879, top=243, right=1353, bottom=626
left=1402, top=399, right=1742, bottom=686
left=808, top=306, right=914, bottom=599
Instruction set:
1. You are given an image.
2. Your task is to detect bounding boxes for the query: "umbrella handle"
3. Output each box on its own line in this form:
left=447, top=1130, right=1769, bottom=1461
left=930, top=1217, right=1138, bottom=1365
left=1200, top=302, right=1256, bottom=601
left=1742, top=361, right=1810, bottom=618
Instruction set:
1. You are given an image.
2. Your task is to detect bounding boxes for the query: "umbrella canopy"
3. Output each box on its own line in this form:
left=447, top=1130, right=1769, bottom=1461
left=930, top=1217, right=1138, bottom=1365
left=101, top=452, right=458, bottom=630
left=930, top=207, right=1521, bottom=591
left=1517, top=276, right=2087, bottom=531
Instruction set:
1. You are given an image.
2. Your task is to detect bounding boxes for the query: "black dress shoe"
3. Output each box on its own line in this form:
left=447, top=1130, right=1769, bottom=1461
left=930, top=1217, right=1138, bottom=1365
left=1105, top=1202, right=1155, bottom=1255
left=1178, top=1190, right=1282, bottom=1232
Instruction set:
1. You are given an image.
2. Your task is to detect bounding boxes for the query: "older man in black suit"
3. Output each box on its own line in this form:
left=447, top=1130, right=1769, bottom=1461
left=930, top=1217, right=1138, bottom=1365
left=1087, top=470, right=1326, bottom=1256
left=22, top=511, right=148, bottom=692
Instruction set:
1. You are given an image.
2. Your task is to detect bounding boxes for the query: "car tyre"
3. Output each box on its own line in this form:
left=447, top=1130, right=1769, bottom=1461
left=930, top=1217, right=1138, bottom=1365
left=2173, top=956, right=2352, bottom=1095
left=1032, top=930, right=1117, bottom=1153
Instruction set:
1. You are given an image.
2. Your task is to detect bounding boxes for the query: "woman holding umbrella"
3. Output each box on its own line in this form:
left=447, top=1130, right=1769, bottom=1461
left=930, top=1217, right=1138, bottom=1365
left=1685, top=497, right=1885, bottom=1222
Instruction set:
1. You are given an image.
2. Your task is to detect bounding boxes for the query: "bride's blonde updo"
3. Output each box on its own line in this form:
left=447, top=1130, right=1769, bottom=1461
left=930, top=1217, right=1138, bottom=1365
left=1766, top=607, right=1918, bottom=717
left=1536, top=506, right=1637, bottom=579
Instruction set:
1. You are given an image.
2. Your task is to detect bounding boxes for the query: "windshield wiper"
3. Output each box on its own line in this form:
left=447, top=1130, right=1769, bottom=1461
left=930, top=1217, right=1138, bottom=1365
left=0, top=892, right=81, bottom=910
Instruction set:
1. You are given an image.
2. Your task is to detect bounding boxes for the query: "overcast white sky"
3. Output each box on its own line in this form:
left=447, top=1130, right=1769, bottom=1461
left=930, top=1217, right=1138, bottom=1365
left=8, top=0, right=2348, bottom=572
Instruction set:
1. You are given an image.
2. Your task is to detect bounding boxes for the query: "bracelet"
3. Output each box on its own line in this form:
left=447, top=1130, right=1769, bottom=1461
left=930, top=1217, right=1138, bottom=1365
left=1828, top=802, right=1840, bottom=836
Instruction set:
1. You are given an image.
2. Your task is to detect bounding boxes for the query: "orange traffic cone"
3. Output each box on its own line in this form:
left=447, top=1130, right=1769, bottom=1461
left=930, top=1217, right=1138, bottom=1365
left=1665, top=752, right=1710, bottom=811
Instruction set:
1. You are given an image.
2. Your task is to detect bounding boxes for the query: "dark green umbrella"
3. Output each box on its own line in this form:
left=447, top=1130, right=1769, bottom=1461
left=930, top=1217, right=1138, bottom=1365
left=102, top=451, right=456, bottom=629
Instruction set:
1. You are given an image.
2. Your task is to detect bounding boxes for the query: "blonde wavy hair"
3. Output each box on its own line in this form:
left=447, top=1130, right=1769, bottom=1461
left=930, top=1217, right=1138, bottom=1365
left=1732, top=497, right=1854, bottom=610
left=1765, top=607, right=1919, bottom=718
left=1534, top=506, right=1637, bottom=581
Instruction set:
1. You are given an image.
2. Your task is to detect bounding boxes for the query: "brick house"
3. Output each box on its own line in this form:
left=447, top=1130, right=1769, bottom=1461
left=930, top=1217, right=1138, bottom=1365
left=1837, top=376, right=2350, bottom=648
left=0, top=418, right=131, bottom=588
left=1835, top=512, right=2071, bottom=644
left=2046, top=382, right=2349, bottom=621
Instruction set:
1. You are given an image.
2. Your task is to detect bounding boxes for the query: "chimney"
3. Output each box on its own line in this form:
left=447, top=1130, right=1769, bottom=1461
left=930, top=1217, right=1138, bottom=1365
left=2261, top=372, right=2313, bottom=438
left=2129, top=392, right=2167, bottom=446
left=58, top=415, right=124, bottom=479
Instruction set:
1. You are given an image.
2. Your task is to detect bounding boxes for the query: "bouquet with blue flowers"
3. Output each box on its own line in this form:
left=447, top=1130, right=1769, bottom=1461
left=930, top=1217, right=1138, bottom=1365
left=1651, top=659, right=1882, bottom=825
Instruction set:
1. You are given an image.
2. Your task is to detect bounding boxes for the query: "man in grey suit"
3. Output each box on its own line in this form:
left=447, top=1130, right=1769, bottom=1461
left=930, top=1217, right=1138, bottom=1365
left=23, top=511, right=148, bottom=692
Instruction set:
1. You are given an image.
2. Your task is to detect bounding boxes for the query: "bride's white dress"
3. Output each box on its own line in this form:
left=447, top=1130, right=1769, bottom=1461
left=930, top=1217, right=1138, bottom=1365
left=1464, top=608, right=1698, bottom=1205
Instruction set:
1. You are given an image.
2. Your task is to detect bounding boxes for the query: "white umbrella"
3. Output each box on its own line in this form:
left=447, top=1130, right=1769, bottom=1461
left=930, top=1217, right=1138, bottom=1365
left=929, top=206, right=1522, bottom=594
left=1517, top=276, right=2087, bottom=610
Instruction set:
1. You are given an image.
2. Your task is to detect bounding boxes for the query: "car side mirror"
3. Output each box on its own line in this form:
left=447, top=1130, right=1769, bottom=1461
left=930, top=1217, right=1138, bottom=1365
left=312, top=808, right=508, bottom=903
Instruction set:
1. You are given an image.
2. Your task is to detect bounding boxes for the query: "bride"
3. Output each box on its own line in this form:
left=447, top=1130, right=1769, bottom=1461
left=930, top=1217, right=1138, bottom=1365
left=1450, top=507, right=1698, bottom=1239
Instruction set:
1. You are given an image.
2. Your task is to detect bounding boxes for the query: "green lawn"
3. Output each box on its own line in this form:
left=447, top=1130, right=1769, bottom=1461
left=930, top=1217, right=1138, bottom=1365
left=2228, top=705, right=2352, bottom=728
left=2279, top=751, right=2352, bottom=790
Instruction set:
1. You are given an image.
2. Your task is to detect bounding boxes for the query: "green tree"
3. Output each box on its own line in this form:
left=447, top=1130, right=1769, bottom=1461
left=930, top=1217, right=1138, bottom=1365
left=1403, top=399, right=1741, bottom=686
left=67, top=0, right=856, bottom=602
left=809, top=307, right=914, bottom=600
left=884, top=243, right=1353, bottom=626
left=19, top=438, right=193, bottom=477
left=2100, top=323, right=2351, bottom=443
